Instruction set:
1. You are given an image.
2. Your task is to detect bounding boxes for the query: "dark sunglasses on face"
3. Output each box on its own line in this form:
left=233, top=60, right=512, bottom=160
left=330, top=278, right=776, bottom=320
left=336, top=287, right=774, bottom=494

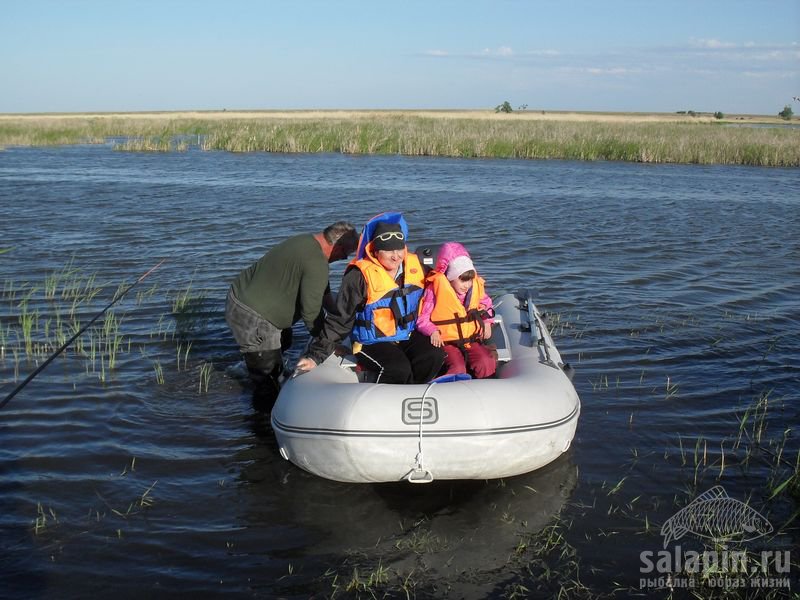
left=375, top=231, right=405, bottom=242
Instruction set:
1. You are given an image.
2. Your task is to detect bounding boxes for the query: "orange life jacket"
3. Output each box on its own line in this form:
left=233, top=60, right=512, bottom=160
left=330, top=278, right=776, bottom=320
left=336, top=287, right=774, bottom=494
left=425, top=271, right=488, bottom=345
left=350, top=247, right=424, bottom=344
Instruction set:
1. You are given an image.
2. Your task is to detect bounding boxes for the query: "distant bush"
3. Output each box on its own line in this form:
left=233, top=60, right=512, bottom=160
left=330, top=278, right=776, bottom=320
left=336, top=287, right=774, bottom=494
left=714, top=111, right=724, bottom=120
left=778, top=105, right=793, bottom=120
left=495, top=101, right=513, bottom=114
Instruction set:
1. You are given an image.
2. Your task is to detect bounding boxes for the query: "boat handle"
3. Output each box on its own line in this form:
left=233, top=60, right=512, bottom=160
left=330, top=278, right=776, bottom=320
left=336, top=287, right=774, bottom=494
left=533, top=314, right=552, bottom=358
left=407, top=468, right=434, bottom=484
left=530, top=310, right=560, bottom=368
left=520, top=294, right=559, bottom=369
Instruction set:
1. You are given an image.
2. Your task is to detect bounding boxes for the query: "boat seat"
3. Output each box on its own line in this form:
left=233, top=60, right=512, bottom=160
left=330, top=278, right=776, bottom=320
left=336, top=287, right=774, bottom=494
left=337, top=354, right=380, bottom=382
left=490, top=314, right=512, bottom=362
left=339, top=354, right=358, bottom=370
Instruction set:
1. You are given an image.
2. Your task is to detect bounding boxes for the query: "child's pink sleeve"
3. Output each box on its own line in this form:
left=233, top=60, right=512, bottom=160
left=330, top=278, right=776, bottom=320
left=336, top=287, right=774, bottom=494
left=479, top=289, right=495, bottom=324
left=415, top=286, right=438, bottom=337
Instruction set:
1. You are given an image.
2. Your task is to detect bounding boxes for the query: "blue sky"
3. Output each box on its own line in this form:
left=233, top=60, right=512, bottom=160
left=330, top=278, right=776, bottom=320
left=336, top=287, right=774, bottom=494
left=2, top=0, right=798, bottom=115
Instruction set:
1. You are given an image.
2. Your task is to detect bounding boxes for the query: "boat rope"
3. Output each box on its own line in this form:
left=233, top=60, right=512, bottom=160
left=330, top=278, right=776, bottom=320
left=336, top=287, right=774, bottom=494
left=406, top=373, right=471, bottom=484
left=407, top=378, right=437, bottom=483
left=0, top=259, right=166, bottom=411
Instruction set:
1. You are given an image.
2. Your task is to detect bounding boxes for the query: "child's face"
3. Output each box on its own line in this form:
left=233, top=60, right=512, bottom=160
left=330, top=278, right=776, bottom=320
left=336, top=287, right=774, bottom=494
left=450, top=275, right=473, bottom=295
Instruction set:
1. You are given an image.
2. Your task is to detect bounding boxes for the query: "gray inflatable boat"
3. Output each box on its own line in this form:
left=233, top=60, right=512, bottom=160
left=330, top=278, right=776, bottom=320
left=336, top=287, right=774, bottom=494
left=271, top=288, right=580, bottom=484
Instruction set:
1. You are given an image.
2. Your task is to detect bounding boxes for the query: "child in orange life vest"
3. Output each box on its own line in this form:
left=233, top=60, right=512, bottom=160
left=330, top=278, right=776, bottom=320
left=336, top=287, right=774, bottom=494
left=416, top=243, right=497, bottom=379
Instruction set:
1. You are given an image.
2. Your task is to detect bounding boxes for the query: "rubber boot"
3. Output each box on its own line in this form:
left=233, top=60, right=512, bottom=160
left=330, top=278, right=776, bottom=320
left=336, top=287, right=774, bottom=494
left=244, top=349, right=283, bottom=401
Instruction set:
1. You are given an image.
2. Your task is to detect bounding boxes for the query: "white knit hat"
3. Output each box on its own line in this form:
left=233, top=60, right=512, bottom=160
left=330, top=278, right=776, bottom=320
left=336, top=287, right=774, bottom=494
left=445, top=255, right=475, bottom=280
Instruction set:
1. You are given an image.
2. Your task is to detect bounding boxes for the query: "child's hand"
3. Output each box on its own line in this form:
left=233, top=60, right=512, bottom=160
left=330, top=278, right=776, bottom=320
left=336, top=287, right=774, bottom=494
left=430, top=330, right=443, bottom=348
left=482, top=323, right=492, bottom=340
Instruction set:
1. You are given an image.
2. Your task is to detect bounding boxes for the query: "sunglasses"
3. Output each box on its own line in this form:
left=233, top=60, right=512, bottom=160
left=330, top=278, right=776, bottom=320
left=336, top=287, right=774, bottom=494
left=375, top=231, right=405, bottom=242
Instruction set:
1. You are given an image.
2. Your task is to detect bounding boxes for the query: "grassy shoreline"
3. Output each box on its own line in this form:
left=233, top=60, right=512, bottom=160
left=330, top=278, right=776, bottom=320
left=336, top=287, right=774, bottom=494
left=1, top=110, right=798, bottom=166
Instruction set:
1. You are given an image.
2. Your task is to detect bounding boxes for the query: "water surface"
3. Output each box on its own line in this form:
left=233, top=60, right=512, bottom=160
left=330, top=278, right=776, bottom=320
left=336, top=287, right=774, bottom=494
left=1, top=146, right=798, bottom=597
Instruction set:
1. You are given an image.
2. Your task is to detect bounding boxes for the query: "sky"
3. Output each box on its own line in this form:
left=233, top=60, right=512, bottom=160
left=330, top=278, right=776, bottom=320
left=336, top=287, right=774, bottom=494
left=2, top=0, right=798, bottom=115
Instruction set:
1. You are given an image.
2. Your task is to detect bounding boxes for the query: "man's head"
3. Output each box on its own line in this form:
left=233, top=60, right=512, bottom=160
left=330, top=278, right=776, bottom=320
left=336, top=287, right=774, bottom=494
left=370, top=222, right=405, bottom=252
left=323, top=221, right=358, bottom=262
left=367, top=222, right=406, bottom=271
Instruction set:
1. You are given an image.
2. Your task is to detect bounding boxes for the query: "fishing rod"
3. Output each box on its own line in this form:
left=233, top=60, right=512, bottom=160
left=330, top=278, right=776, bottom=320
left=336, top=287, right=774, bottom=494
left=0, top=259, right=166, bottom=410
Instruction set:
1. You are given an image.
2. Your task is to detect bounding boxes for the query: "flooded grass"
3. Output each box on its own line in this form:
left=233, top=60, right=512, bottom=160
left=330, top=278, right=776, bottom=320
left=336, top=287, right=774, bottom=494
left=198, top=361, right=213, bottom=393
left=0, top=262, right=213, bottom=389
left=112, top=136, right=190, bottom=152
left=2, top=112, right=799, bottom=166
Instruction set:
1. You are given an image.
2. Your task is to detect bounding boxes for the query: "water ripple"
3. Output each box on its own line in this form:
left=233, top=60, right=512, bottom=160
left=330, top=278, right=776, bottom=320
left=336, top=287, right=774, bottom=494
left=1, top=147, right=798, bottom=596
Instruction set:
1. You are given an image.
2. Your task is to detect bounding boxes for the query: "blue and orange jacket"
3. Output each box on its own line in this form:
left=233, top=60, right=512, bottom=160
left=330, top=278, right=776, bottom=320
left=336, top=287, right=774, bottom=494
left=350, top=249, right=424, bottom=344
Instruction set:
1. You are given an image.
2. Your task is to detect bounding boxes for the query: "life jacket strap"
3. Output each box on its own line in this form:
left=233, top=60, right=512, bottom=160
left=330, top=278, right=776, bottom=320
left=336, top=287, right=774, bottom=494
left=431, top=307, right=494, bottom=327
left=433, top=307, right=494, bottom=345
left=356, top=285, right=421, bottom=338
left=354, top=317, right=390, bottom=338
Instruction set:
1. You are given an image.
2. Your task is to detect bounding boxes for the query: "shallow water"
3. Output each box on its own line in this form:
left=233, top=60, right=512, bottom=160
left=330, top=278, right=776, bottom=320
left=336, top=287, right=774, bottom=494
left=1, top=146, right=799, bottom=598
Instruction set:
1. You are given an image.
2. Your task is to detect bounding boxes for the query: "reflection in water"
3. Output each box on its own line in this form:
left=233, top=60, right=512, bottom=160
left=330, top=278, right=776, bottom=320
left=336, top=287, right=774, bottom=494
left=239, top=402, right=577, bottom=595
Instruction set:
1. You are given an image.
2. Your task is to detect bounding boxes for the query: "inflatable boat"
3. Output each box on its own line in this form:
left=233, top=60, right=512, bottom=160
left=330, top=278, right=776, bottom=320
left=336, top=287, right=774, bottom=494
left=270, top=279, right=581, bottom=484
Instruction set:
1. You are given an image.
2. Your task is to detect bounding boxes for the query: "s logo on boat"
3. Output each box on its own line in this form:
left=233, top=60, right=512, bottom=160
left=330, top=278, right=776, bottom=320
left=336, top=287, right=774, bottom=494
left=402, top=397, right=439, bottom=425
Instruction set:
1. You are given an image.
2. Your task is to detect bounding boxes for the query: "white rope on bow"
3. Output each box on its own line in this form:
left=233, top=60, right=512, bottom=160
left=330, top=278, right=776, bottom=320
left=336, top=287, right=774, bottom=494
left=405, top=373, right=471, bottom=484
left=406, top=379, right=438, bottom=483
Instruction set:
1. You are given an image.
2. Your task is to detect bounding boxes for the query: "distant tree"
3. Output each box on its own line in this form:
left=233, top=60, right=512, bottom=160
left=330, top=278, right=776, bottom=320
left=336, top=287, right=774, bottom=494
left=495, top=101, right=513, bottom=114
left=778, top=105, right=794, bottom=120
left=518, top=104, right=528, bottom=111
left=714, top=111, right=724, bottom=119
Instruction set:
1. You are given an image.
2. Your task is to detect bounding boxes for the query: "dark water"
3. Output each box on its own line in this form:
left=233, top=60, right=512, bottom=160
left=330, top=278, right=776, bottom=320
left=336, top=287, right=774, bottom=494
left=1, top=146, right=799, bottom=598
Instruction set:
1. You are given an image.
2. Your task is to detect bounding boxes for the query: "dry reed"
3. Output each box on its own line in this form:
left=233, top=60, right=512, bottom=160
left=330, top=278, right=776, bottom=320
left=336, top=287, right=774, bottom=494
left=1, top=112, right=798, bottom=166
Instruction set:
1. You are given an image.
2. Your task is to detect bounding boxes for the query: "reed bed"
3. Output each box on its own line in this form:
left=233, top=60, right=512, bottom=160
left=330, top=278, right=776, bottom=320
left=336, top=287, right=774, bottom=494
left=1, top=113, right=798, bottom=166
left=1, top=262, right=214, bottom=390
left=1, top=268, right=127, bottom=383
left=201, top=116, right=800, bottom=167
